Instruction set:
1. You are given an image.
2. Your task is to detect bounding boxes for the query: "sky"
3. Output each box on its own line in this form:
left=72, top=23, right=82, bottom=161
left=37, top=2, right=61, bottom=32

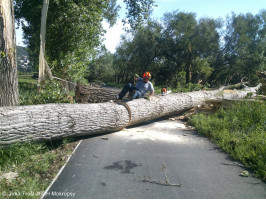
left=16, top=0, right=265, bottom=53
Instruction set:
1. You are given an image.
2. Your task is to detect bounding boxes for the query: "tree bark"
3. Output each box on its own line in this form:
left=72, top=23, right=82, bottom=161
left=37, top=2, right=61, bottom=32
left=38, top=0, right=50, bottom=87
left=0, top=85, right=260, bottom=145
left=74, top=83, right=120, bottom=103
left=0, top=0, right=19, bottom=106
left=185, top=42, right=192, bottom=84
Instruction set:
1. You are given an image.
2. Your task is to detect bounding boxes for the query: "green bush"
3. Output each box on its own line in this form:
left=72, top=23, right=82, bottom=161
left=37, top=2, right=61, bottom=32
left=190, top=101, right=266, bottom=180
left=19, top=80, right=72, bottom=105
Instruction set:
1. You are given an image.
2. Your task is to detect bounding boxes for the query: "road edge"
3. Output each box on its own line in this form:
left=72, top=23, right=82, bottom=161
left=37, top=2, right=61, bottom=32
left=41, top=140, right=82, bottom=199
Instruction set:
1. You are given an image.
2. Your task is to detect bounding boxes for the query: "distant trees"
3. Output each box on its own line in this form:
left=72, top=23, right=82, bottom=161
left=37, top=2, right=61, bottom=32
left=211, top=11, right=266, bottom=85
left=110, top=11, right=222, bottom=87
left=10, top=0, right=266, bottom=93
left=85, top=47, right=115, bottom=84
left=105, top=10, right=265, bottom=88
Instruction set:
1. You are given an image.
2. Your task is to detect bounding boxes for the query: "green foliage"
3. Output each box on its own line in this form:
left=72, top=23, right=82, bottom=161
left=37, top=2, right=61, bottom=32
left=211, top=10, right=266, bottom=86
left=113, top=11, right=223, bottom=87
left=0, top=51, right=6, bottom=61
left=104, top=0, right=121, bottom=27
left=109, top=10, right=265, bottom=88
left=0, top=139, right=74, bottom=199
left=123, top=0, right=156, bottom=31
left=15, top=0, right=116, bottom=81
left=85, top=47, right=116, bottom=83
left=19, top=80, right=72, bottom=105
left=190, top=102, right=266, bottom=180
left=14, top=0, right=156, bottom=82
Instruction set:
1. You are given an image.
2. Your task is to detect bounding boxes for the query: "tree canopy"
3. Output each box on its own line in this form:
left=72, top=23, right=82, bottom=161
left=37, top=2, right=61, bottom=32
left=14, top=0, right=265, bottom=88
left=14, top=0, right=156, bottom=82
left=98, top=10, right=265, bottom=87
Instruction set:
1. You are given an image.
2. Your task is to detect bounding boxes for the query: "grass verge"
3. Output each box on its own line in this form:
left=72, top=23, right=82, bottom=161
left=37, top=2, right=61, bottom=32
left=0, top=78, right=78, bottom=199
left=189, top=101, right=266, bottom=181
left=19, top=80, right=72, bottom=105
left=0, top=139, right=79, bottom=199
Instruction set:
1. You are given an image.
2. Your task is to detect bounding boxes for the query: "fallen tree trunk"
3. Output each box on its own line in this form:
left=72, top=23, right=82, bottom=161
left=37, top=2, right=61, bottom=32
left=0, top=85, right=261, bottom=145
left=74, top=83, right=120, bottom=103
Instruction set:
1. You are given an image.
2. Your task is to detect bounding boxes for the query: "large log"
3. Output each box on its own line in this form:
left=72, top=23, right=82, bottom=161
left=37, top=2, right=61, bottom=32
left=0, top=85, right=261, bottom=145
left=74, top=83, right=120, bottom=103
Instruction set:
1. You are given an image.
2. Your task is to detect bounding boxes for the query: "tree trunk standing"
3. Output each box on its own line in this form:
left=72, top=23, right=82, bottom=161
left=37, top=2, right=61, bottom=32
left=0, top=0, right=19, bottom=106
left=38, top=0, right=49, bottom=87
left=186, top=42, right=192, bottom=84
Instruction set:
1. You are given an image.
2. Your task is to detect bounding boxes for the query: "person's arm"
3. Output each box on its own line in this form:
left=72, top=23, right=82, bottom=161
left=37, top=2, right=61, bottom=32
left=134, top=74, right=139, bottom=81
left=149, top=83, right=154, bottom=96
left=149, top=91, right=154, bottom=96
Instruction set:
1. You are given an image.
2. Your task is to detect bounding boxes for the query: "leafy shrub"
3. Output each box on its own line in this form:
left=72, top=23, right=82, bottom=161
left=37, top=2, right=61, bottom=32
left=19, top=80, right=72, bottom=105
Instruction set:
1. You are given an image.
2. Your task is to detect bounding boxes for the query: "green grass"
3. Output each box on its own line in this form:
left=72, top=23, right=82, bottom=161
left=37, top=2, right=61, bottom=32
left=0, top=139, right=76, bottom=199
left=18, top=72, right=72, bottom=106
left=18, top=72, right=37, bottom=84
left=19, top=80, right=72, bottom=105
left=189, top=101, right=266, bottom=181
left=0, top=78, right=77, bottom=198
left=18, top=76, right=37, bottom=84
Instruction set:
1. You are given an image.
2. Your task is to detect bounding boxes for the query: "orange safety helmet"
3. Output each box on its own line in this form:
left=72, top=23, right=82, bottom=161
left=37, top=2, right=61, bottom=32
left=143, top=72, right=151, bottom=80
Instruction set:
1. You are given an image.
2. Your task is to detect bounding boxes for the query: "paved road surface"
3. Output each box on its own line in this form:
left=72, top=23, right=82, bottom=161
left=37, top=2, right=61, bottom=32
left=43, top=119, right=266, bottom=199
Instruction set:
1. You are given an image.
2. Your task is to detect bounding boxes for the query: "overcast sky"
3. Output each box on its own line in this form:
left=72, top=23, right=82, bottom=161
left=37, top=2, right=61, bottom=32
left=16, top=0, right=265, bottom=53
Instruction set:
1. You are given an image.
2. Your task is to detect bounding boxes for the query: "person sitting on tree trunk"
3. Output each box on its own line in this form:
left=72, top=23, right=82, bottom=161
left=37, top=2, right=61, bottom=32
left=118, top=72, right=154, bottom=100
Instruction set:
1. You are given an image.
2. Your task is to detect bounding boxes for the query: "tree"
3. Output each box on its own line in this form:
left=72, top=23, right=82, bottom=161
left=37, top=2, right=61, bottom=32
left=113, top=11, right=222, bottom=87
left=38, top=0, right=50, bottom=87
left=192, top=17, right=222, bottom=84
left=162, top=11, right=222, bottom=85
left=85, top=47, right=115, bottom=83
left=113, top=20, right=164, bottom=84
left=0, top=0, right=19, bottom=106
left=211, top=11, right=266, bottom=85
left=123, top=0, right=156, bottom=31
left=163, top=11, right=197, bottom=84
left=14, top=0, right=156, bottom=83
left=15, top=0, right=114, bottom=82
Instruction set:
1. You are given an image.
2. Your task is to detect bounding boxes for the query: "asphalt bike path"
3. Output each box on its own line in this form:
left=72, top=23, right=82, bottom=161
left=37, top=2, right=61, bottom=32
left=43, top=119, right=266, bottom=199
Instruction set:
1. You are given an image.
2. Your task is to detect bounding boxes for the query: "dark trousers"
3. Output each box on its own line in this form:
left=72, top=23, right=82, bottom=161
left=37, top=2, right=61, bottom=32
left=118, top=83, right=136, bottom=99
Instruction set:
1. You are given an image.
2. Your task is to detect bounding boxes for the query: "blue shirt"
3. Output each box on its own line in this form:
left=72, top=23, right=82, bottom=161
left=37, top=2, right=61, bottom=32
left=135, top=77, right=154, bottom=96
